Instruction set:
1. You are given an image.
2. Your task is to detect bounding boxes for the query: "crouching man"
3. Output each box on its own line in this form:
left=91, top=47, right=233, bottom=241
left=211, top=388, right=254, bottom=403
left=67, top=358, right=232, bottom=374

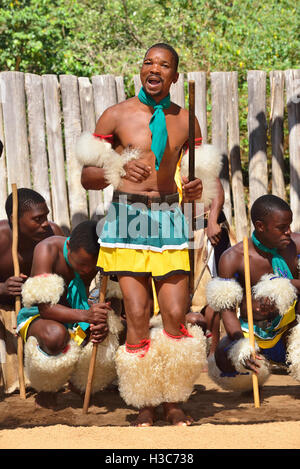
left=17, top=220, right=123, bottom=407
left=206, top=195, right=300, bottom=392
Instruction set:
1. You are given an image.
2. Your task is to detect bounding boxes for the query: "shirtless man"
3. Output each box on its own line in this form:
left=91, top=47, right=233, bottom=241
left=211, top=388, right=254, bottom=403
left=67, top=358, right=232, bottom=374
left=0, top=188, right=63, bottom=394
left=17, top=220, right=123, bottom=407
left=206, top=194, right=300, bottom=392
left=0, top=188, right=63, bottom=305
left=77, top=43, right=208, bottom=426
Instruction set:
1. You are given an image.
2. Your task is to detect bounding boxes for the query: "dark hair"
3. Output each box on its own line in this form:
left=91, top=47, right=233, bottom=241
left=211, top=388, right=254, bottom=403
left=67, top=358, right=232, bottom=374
left=5, top=188, right=46, bottom=221
left=68, top=220, right=99, bottom=256
left=144, top=43, right=179, bottom=71
left=251, top=194, right=291, bottom=224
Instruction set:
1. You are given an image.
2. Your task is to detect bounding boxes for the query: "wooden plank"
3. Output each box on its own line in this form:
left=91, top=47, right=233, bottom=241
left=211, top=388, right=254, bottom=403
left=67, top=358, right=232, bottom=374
left=60, top=75, right=88, bottom=228
left=285, top=69, right=300, bottom=231
left=187, top=71, right=208, bottom=143
left=115, top=76, right=126, bottom=103
left=270, top=71, right=286, bottom=200
left=170, top=73, right=185, bottom=107
left=92, top=75, right=118, bottom=214
left=211, top=71, right=232, bottom=224
left=24, top=73, right=52, bottom=219
left=1, top=71, right=31, bottom=190
left=0, top=98, right=7, bottom=219
left=227, top=72, right=248, bottom=240
left=78, top=77, right=102, bottom=219
left=247, top=70, right=268, bottom=208
left=42, top=74, right=70, bottom=233
left=133, top=75, right=142, bottom=95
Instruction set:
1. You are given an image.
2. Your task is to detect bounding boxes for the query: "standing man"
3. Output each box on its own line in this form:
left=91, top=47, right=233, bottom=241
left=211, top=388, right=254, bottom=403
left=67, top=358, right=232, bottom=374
left=0, top=188, right=63, bottom=395
left=77, top=43, right=207, bottom=426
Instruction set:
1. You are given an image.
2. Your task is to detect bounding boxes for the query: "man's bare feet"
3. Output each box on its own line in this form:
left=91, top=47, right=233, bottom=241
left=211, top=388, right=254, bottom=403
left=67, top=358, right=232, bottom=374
left=132, top=406, right=156, bottom=427
left=163, top=402, right=193, bottom=426
left=35, top=391, right=58, bottom=409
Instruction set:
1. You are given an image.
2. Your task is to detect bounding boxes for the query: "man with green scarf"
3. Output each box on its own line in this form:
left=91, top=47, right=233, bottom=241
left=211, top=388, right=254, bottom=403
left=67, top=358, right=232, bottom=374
left=205, top=194, right=300, bottom=394
left=80, top=43, right=205, bottom=427
left=17, top=220, right=123, bottom=408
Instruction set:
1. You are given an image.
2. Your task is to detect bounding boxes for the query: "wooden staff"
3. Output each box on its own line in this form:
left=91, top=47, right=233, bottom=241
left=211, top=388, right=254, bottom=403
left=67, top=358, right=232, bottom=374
left=188, top=80, right=196, bottom=297
left=11, top=183, right=26, bottom=399
left=243, top=236, right=260, bottom=408
left=82, top=275, right=108, bottom=413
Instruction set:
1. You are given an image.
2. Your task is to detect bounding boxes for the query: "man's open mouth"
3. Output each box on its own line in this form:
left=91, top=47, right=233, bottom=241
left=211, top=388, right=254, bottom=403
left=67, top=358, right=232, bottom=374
left=147, top=76, right=162, bottom=86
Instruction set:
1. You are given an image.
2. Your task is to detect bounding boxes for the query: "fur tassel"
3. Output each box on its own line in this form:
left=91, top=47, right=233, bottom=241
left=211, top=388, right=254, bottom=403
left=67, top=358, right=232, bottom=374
left=22, top=274, right=65, bottom=308
left=154, top=326, right=207, bottom=403
left=228, top=337, right=259, bottom=372
left=207, top=354, right=270, bottom=392
left=252, top=274, right=297, bottom=316
left=115, top=339, right=164, bottom=408
left=75, top=132, right=140, bottom=189
left=286, top=316, right=300, bottom=381
left=69, top=310, right=122, bottom=393
left=24, top=336, right=80, bottom=392
left=180, top=144, right=223, bottom=206
left=206, top=277, right=243, bottom=311
left=115, top=322, right=207, bottom=408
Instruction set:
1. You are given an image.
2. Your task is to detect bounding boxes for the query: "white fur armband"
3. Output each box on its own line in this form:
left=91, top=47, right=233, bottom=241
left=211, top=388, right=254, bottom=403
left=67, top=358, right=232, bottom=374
left=252, top=273, right=297, bottom=316
left=228, top=337, right=259, bottom=373
left=206, top=277, right=243, bottom=311
left=22, top=274, right=65, bottom=308
left=75, top=132, right=140, bottom=189
left=180, top=144, right=223, bottom=206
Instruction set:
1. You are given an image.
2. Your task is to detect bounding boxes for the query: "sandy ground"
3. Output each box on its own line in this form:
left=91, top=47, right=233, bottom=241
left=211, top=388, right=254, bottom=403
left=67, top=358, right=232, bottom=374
left=0, top=368, right=299, bottom=450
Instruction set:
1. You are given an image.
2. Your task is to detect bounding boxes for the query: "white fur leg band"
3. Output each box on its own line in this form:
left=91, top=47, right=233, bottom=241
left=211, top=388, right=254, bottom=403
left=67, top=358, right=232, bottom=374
left=252, top=273, right=297, bottom=316
left=180, top=144, right=222, bottom=206
left=287, top=316, right=300, bottom=381
left=22, top=274, right=65, bottom=308
left=69, top=310, right=123, bottom=394
left=206, top=277, right=243, bottom=311
left=153, top=324, right=207, bottom=403
left=207, top=354, right=270, bottom=392
left=228, top=337, right=259, bottom=372
left=115, top=323, right=207, bottom=409
left=75, top=132, right=140, bottom=189
left=24, top=336, right=80, bottom=392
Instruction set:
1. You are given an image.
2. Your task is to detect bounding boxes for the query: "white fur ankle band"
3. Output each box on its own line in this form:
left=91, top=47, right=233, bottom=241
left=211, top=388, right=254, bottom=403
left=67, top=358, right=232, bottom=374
left=75, top=132, right=140, bottom=189
left=180, top=144, right=223, bottom=206
left=22, top=274, right=65, bottom=308
left=252, top=273, right=297, bottom=316
left=206, top=277, right=243, bottom=311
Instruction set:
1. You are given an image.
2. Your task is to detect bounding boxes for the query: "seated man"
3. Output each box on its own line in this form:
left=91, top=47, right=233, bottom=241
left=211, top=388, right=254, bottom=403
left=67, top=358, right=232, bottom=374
left=205, top=194, right=300, bottom=392
left=0, top=188, right=63, bottom=395
left=17, top=220, right=123, bottom=407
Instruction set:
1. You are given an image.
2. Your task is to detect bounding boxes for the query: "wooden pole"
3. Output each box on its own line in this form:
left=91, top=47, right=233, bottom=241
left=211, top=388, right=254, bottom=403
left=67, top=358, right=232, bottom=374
left=11, top=183, right=26, bottom=399
left=243, top=236, right=260, bottom=408
left=82, top=275, right=108, bottom=413
left=188, top=80, right=196, bottom=297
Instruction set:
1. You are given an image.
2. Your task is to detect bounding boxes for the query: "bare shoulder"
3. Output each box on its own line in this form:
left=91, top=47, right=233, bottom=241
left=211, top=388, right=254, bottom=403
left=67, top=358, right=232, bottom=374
left=0, top=220, right=11, bottom=253
left=218, top=241, right=244, bottom=276
left=291, top=232, right=300, bottom=252
left=49, top=221, right=64, bottom=236
left=34, top=235, right=64, bottom=259
left=95, top=97, right=138, bottom=132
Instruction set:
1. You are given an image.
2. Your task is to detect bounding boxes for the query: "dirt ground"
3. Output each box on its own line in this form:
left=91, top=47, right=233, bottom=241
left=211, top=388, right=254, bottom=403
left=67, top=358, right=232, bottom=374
left=0, top=367, right=299, bottom=450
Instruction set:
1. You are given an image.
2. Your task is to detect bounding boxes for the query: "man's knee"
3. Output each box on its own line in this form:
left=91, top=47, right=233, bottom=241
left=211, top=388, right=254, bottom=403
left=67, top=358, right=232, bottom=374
left=33, top=322, right=69, bottom=355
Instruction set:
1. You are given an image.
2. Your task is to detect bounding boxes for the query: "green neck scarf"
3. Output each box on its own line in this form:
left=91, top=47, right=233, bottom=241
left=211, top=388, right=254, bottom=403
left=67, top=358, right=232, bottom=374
left=138, top=86, right=170, bottom=170
left=252, top=231, right=293, bottom=279
left=63, top=238, right=90, bottom=331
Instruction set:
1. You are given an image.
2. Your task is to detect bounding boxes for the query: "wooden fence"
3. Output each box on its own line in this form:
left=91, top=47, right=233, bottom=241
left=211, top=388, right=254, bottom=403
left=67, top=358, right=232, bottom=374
left=0, top=69, right=299, bottom=240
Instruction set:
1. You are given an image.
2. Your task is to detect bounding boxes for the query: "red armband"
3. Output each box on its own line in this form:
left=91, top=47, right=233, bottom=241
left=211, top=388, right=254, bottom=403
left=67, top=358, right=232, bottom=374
left=93, top=133, right=114, bottom=145
left=183, top=137, right=202, bottom=153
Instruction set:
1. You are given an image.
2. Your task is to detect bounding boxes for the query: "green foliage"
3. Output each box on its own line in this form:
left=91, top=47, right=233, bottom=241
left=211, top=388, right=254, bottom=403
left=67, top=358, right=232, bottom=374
left=0, top=0, right=298, bottom=185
